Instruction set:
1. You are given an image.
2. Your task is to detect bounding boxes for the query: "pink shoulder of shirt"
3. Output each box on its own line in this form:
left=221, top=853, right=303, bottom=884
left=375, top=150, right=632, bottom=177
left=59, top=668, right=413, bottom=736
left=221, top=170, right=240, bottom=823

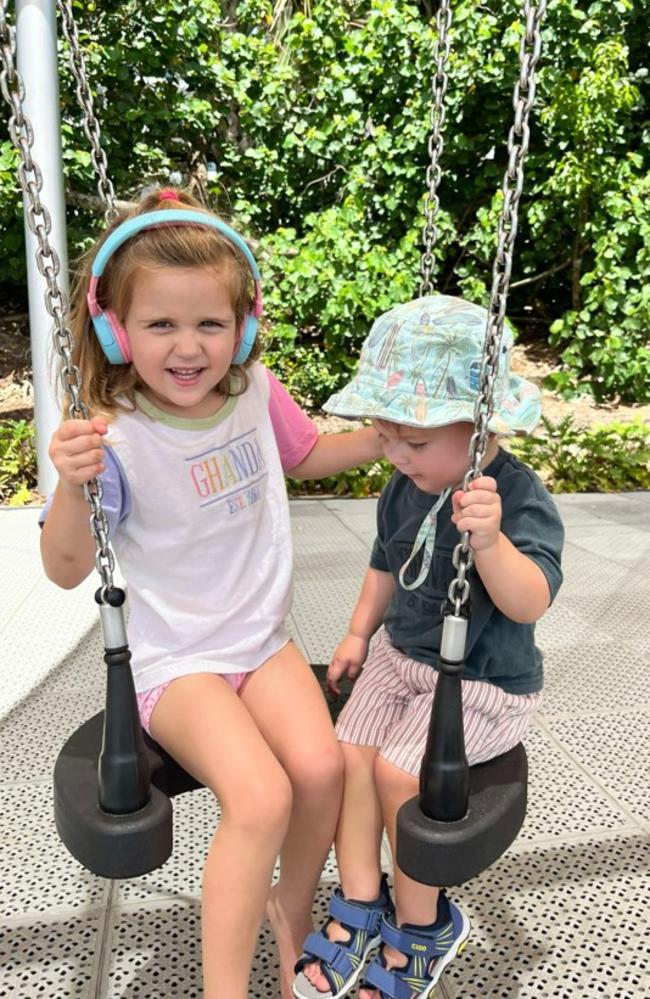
left=265, top=367, right=319, bottom=472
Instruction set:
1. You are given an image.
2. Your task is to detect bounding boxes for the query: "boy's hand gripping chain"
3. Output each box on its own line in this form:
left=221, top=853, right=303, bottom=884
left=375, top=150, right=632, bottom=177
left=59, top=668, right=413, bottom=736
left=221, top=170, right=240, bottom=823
left=449, top=0, right=546, bottom=632
left=398, top=1, right=546, bottom=888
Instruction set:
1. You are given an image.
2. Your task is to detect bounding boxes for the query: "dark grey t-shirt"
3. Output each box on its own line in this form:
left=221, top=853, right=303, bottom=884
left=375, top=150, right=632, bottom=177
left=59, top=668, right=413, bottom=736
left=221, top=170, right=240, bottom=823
left=370, top=448, right=564, bottom=695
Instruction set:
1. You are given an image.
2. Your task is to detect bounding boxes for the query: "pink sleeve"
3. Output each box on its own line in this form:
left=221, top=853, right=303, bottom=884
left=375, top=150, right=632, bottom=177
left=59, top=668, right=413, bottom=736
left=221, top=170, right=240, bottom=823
left=266, top=368, right=319, bottom=472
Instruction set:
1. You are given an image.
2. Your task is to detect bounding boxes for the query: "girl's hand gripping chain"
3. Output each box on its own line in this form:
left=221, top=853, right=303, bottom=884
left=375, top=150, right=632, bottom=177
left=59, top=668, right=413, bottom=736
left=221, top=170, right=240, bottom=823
left=49, top=416, right=108, bottom=492
left=451, top=475, right=502, bottom=552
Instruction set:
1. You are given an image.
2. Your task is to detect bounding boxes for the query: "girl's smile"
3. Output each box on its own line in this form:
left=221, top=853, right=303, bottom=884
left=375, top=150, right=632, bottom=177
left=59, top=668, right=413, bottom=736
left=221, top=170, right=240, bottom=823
left=123, top=266, right=239, bottom=419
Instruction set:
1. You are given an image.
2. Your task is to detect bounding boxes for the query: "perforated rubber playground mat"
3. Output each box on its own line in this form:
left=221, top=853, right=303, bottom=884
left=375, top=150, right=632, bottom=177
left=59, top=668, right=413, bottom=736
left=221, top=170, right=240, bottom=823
left=1, top=495, right=649, bottom=997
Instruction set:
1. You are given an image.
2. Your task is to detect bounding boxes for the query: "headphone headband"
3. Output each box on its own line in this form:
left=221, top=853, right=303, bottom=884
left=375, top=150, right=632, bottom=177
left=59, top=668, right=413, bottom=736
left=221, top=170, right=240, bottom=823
left=91, top=209, right=262, bottom=280
left=87, top=208, right=262, bottom=366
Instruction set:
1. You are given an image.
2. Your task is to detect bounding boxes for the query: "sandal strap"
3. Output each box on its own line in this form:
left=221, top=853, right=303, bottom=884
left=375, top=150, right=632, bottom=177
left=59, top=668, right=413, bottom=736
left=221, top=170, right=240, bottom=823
left=363, top=960, right=414, bottom=999
left=380, top=914, right=452, bottom=960
left=296, top=932, right=359, bottom=979
left=329, top=890, right=385, bottom=933
left=293, top=879, right=394, bottom=993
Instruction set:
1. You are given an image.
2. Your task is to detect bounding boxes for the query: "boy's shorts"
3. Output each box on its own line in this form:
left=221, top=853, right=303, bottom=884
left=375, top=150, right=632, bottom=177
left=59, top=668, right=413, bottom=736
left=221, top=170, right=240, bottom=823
left=335, top=627, right=541, bottom=777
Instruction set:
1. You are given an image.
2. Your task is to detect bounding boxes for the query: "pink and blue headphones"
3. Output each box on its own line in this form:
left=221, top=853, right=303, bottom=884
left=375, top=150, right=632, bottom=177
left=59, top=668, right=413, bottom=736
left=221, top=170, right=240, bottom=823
left=86, top=208, right=263, bottom=366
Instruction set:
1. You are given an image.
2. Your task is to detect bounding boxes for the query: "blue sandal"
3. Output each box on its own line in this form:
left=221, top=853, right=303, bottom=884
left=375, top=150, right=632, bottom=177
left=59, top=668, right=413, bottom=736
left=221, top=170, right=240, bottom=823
left=292, top=875, right=394, bottom=999
left=361, top=896, right=470, bottom=998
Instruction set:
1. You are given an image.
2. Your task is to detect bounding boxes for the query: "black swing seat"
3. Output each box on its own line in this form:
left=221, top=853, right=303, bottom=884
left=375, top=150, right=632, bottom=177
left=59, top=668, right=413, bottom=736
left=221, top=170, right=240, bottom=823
left=396, top=741, right=528, bottom=888
left=53, top=710, right=203, bottom=880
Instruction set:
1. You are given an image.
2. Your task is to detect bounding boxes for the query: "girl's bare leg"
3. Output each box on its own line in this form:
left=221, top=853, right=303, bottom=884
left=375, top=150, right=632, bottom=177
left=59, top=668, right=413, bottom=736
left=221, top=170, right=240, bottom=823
left=150, top=673, right=293, bottom=999
left=242, top=642, right=344, bottom=999
left=359, top=755, right=440, bottom=999
left=302, top=741, right=385, bottom=993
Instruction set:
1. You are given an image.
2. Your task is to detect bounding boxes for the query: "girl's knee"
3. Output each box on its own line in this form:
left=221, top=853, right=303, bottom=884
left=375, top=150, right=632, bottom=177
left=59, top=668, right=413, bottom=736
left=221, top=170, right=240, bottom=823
left=288, top=739, right=344, bottom=797
left=218, top=769, right=293, bottom=841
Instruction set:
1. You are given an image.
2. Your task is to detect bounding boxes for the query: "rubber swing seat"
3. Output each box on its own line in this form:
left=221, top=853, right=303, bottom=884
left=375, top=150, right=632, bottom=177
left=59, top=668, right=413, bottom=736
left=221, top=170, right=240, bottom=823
left=53, top=710, right=202, bottom=879
left=396, top=741, right=528, bottom=887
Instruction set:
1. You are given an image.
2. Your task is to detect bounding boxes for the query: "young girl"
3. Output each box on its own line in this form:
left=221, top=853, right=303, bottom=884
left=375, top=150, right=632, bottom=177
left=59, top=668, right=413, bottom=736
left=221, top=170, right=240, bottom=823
left=293, top=296, right=564, bottom=999
left=39, top=188, right=384, bottom=999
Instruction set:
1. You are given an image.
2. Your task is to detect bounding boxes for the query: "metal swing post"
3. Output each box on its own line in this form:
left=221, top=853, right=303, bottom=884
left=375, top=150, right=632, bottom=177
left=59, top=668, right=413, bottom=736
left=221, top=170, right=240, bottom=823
left=0, top=0, right=161, bottom=836
left=14, top=0, right=67, bottom=496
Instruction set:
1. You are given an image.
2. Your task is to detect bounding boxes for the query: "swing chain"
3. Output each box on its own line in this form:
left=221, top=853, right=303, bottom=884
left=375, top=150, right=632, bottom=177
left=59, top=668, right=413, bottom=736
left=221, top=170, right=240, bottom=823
left=448, top=0, right=547, bottom=615
left=419, top=0, right=452, bottom=297
left=0, top=2, right=116, bottom=592
left=57, top=0, right=117, bottom=223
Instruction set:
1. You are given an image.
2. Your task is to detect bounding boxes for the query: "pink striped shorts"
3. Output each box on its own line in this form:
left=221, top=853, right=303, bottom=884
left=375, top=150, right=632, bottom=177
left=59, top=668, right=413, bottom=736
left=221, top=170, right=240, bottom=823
left=335, top=628, right=541, bottom=777
left=137, top=672, right=249, bottom=736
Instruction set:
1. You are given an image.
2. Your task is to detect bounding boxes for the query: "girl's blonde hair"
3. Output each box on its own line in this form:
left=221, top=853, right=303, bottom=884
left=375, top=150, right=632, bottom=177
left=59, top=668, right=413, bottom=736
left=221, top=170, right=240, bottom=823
left=68, top=188, right=262, bottom=416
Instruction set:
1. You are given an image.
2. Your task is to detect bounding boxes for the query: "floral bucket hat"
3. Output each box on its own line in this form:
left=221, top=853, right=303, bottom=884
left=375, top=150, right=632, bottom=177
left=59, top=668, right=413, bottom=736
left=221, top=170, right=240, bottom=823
left=324, top=295, right=541, bottom=435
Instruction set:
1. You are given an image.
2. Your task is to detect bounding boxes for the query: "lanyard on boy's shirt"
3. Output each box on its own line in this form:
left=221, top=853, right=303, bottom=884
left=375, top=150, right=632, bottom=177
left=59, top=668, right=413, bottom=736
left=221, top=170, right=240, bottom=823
left=398, top=486, right=453, bottom=591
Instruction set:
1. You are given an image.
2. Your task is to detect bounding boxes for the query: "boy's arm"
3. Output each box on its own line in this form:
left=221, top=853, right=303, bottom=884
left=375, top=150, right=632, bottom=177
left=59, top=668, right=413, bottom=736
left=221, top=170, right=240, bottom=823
left=40, top=482, right=97, bottom=589
left=348, top=566, right=397, bottom=641
left=327, top=567, right=395, bottom=693
left=286, top=427, right=382, bottom=480
left=473, top=536, right=551, bottom=624
left=453, top=475, right=554, bottom=624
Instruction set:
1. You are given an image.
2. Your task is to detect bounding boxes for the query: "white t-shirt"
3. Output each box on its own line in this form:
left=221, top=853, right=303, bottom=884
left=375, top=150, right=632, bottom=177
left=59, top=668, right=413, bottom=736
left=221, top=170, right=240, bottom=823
left=43, top=364, right=317, bottom=693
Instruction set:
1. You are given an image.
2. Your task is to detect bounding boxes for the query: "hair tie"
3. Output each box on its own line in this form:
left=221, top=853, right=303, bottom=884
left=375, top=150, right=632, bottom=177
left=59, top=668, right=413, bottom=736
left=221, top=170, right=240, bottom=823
left=159, top=189, right=179, bottom=203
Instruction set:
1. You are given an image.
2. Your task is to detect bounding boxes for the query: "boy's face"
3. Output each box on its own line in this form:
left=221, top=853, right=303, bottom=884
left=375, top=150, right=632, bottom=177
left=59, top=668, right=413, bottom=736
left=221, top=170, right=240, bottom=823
left=373, top=419, right=487, bottom=493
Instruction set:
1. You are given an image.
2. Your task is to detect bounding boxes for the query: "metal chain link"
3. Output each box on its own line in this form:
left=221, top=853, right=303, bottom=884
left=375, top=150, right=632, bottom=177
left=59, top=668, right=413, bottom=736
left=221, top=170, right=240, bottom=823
left=448, top=0, right=547, bottom=615
left=419, top=0, right=452, bottom=296
left=0, top=0, right=115, bottom=592
left=57, top=0, right=117, bottom=223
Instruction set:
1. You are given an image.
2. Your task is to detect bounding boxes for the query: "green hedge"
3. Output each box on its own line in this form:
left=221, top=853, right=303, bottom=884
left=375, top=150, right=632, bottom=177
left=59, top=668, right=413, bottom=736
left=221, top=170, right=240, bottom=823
left=1, top=1, right=648, bottom=404
left=509, top=416, right=650, bottom=492
left=2, top=415, right=648, bottom=507
left=0, top=419, right=37, bottom=505
left=294, top=415, right=650, bottom=496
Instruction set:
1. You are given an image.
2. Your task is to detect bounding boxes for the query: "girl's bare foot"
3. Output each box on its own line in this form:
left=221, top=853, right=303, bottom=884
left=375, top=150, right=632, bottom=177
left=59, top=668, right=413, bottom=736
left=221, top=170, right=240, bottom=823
left=266, top=886, right=314, bottom=999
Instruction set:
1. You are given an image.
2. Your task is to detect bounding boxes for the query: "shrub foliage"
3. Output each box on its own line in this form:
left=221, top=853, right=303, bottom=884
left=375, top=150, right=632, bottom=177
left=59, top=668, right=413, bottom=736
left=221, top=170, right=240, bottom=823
left=0, top=0, right=648, bottom=404
left=1, top=415, right=647, bottom=505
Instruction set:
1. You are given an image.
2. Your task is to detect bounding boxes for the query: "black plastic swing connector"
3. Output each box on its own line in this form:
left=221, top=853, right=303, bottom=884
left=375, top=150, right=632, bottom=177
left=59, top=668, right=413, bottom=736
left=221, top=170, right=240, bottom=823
left=396, top=647, right=528, bottom=887
left=53, top=588, right=204, bottom=878
left=418, top=659, right=470, bottom=823
left=54, top=710, right=202, bottom=879
left=53, top=661, right=342, bottom=880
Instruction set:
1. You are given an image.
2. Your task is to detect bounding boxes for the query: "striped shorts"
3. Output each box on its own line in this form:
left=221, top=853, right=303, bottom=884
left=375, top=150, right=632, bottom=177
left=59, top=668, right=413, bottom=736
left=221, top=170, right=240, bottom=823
left=335, top=628, right=542, bottom=777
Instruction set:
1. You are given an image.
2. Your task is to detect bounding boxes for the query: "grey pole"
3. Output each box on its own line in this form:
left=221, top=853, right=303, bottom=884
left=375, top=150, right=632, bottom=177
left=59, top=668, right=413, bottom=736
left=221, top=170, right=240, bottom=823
left=16, top=0, right=67, bottom=496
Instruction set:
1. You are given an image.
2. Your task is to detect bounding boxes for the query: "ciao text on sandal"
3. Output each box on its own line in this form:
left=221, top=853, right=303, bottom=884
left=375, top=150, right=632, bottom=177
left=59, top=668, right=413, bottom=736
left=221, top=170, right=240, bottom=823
left=360, top=895, right=470, bottom=999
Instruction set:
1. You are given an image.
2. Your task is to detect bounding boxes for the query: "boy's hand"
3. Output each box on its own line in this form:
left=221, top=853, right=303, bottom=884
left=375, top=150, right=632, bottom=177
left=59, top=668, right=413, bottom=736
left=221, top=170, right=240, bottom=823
left=327, top=633, right=369, bottom=696
left=49, top=416, right=108, bottom=492
left=452, top=475, right=502, bottom=552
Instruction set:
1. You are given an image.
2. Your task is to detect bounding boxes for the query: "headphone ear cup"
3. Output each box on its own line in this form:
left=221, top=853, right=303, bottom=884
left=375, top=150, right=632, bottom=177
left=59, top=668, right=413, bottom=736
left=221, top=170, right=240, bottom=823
left=233, top=315, right=258, bottom=366
left=91, top=309, right=132, bottom=364
left=90, top=311, right=126, bottom=364
left=105, top=309, right=133, bottom=363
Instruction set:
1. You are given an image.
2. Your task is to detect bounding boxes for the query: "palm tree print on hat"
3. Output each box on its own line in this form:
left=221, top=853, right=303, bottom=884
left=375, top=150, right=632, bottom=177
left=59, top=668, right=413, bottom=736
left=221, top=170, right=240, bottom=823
left=417, top=320, right=481, bottom=401
left=377, top=320, right=403, bottom=370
